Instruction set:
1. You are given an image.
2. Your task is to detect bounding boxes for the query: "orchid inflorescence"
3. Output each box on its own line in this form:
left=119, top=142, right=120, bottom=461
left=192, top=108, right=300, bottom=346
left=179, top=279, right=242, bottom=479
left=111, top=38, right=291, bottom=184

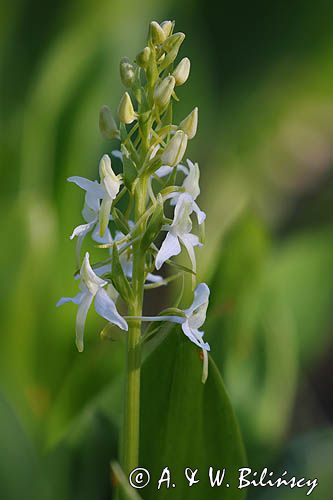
left=57, top=19, right=211, bottom=383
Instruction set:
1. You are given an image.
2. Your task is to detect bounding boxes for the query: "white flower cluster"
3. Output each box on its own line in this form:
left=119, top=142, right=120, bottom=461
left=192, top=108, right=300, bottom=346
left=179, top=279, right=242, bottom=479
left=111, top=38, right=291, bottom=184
left=57, top=19, right=211, bottom=382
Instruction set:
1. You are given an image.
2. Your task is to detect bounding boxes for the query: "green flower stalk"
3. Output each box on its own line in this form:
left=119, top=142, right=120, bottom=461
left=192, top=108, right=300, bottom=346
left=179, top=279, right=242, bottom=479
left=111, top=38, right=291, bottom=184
left=57, top=19, right=211, bottom=485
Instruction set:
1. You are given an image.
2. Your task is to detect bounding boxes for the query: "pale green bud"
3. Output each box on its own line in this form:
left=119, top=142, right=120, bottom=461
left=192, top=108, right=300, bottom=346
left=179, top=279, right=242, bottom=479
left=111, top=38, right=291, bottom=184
left=150, top=21, right=166, bottom=44
left=160, top=33, right=186, bottom=69
left=154, top=75, right=176, bottom=109
left=136, top=46, right=151, bottom=68
left=179, top=107, right=198, bottom=140
left=119, top=57, right=135, bottom=87
left=161, top=20, right=173, bottom=37
left=99, top=105, right=119, bottom=139
left=118, top=92, right=136, bottom=124
left=161, top=130, right=188, bottom=167
left=172, top=57, right=191, bottom=86
left=162, top=32, right=185, bottom=52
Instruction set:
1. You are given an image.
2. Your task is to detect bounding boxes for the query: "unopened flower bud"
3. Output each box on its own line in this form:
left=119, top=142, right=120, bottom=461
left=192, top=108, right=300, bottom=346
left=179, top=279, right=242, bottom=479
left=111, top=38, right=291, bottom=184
left=161, top=130, right=188, bottom=167
left=119, top=57, right=135, bottom=87
left=161, top=20, right=173, bottom=37
left=160, top=33, right=186, bottom=69
left=99, top=105, right=119, bottom=139
left=150, top=21, right=166, bottom=44
left=118, top=92, right=136, bottom=124
left=173, top=57, right=191, bottom=86
left=162, top=32, right=185, bottom=52
left=136, top=46, right=151, bottom=68
left=179, top=107, right=198, bottom=140
left=154, top=76, right=175, bottom=109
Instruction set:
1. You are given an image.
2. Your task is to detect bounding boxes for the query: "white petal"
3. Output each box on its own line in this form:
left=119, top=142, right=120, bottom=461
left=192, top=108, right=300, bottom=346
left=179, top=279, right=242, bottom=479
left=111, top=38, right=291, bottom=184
left=56, top=292, right=84, bottom=307
left=192, top=201, right=206, bottom=224
left=92, top=223, right=112, bottom=244
left=154, top=165, right=173, bottom=178
left=145, top=272, right=163, bottom=283
left=80, top=252, right=107, bottom=294
left=184, top=283, right=210, bottom=329
left=172, top=193, right=193, bottom=235
left=181, top=320, right=203, bottom=349
left=102, top=174, right=120, bottom=200
left=155, top=232, right=181, bottom=270
left=112, top=150, right=123, bottom=161
left=183, top=160, right=200, bottom=200
left=177, top=163, right=189, bottom=175
left=179, top=233, right=201, bottom=273
left=75, top=292, right=94, bottom=352
left=186, top=283, right=210, bottom=314
left=84, top=187, right=101, bottom=215
left=181, top=322, right=210, bottom=352
left=68, top=176, right=104, bottom=198
left=94, top=288, right=128, bottom=331
left=70, top=221, right=95, bottom=240
left=94, top=263, right=112, bottom=276
left=71, top=221, right=96, bottom=267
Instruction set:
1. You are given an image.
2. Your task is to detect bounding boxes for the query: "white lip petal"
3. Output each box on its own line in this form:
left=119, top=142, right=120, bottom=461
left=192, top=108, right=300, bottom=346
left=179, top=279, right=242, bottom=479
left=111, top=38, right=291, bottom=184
left=155, top=232, right=181, bottom=270
left=94, top=288, right=128, bottom=331
left=75, top=292, right=94, bottom=352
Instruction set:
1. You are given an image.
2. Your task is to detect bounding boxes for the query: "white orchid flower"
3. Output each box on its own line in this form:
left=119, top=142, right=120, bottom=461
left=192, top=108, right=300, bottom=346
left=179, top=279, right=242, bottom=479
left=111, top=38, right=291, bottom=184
left=170, top=159, right=206, bottom=224
left=154, top=159, right=205, bottom=224
left=130, top=283, right=211, bottom=382
left=68, top=154, right=121, bottom=261
left=155, top=192, right=202, bottom=272
left=57, top=252, right=128, bottom=352
left=69, top=193, right=112, bottom=266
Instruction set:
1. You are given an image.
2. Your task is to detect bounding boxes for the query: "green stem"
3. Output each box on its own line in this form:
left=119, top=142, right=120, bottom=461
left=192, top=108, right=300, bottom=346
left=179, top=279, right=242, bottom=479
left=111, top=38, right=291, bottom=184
left=121, top=176, right=147, bottom=479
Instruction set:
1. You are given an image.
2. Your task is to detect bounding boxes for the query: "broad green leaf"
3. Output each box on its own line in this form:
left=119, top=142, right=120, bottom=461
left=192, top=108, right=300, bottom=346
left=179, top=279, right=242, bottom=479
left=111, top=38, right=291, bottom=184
left=140, top=333, right=247, bottom=499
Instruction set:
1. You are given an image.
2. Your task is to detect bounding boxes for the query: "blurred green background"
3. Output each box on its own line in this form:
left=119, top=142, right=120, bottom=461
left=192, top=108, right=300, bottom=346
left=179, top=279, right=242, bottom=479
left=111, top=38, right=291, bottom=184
left=1, top=0, right=333, bottom=498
